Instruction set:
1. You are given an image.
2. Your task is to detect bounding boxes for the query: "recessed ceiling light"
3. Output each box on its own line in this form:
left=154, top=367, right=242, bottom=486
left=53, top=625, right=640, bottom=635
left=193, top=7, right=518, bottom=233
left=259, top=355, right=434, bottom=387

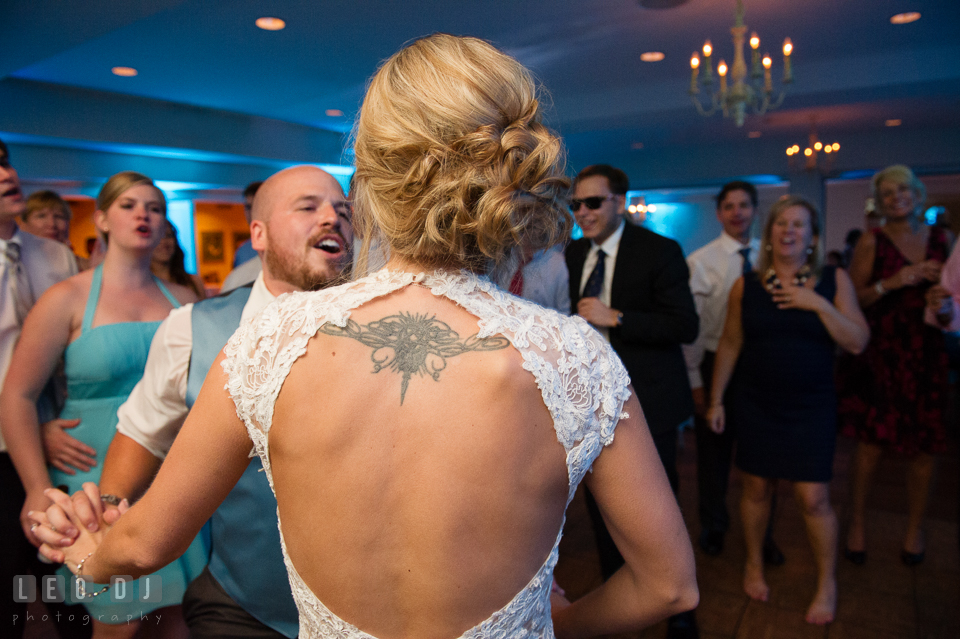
left=640, top=51, right=665, bottom=62
left=256, top=17, right=286, bottom=31
left=747, top=131, right=762, bottom=138
left=890, top=12, right=921, bottom=25
left=111, top=67, right=138, bottom=77
left=325, top=109, right=344, bottom=117
left=631, top=142, right=645, bottom=150
left=886, top=119, right=902, bottom=127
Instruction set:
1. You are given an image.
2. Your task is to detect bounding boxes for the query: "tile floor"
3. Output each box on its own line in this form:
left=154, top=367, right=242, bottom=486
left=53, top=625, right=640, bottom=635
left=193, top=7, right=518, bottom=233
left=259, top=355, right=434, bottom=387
left=555, top=431, right=959, bottom=639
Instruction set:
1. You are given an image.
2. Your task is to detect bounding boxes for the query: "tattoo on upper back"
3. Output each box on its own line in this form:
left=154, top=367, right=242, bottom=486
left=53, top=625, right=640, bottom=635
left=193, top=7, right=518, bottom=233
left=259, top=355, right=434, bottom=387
left=318, top=312, right=509, bottom=404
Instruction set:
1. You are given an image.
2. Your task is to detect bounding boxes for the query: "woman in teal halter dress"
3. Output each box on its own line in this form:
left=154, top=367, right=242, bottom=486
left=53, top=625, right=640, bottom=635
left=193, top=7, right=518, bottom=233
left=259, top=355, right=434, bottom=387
left=0, top=171, right=205, bottom=638
left=48, top=264, right=209, bottom=622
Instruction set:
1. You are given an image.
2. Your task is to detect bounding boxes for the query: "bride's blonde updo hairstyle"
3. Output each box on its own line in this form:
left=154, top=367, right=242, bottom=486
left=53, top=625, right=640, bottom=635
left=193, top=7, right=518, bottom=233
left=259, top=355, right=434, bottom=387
left=352, top=33, right=572, bottom=274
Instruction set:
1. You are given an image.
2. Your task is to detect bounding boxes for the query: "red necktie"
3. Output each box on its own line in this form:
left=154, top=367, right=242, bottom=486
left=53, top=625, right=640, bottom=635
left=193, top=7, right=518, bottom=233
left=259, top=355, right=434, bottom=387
left=509, top=263, right=525, bottom=296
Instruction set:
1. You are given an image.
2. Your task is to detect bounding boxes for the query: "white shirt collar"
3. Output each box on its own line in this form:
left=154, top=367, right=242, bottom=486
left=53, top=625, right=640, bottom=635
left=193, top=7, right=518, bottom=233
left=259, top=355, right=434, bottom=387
left=240, top=272, right=277, bottom=322
left=0, top=229, right=23, bottom=265
left=717, top=231, right=758, bottom=255
left=0, top=227, right=23, bottom=248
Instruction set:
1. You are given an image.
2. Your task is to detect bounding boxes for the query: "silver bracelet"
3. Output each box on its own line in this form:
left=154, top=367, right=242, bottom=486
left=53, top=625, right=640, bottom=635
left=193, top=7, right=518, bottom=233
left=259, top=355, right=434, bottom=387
left=74, top=552, right=110, bottom=598
left=874, top=280, right=886, bottom=296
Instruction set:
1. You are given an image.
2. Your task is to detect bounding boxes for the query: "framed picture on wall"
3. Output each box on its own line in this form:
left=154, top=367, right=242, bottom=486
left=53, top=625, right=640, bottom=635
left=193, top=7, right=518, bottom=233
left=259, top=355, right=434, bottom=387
left=233, top=231, right=251, bottom=251
left=201, top=231, right=225, bottom=263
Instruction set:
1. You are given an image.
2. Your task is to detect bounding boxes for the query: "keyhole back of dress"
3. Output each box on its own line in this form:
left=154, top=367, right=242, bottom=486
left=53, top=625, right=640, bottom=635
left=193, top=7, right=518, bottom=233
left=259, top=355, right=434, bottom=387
left=268, top=285, right=569, bottom=638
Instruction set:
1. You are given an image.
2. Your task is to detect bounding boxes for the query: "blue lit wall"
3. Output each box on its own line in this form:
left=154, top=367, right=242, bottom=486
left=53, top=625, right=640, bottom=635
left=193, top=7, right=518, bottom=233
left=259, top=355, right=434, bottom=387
left=165, top=200, right=197, bottom=274
left=625, top=184, right=789, bottom=255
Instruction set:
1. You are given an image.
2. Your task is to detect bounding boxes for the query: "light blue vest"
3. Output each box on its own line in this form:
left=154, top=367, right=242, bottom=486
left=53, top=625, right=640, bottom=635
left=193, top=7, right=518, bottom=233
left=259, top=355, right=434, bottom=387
left=186, top=285, right=299, bottom=638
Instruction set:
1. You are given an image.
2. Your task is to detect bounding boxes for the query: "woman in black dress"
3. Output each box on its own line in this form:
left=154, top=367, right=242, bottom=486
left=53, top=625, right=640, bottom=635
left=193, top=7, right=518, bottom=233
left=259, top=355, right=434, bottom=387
left=707, top=196, right=869, bottom=625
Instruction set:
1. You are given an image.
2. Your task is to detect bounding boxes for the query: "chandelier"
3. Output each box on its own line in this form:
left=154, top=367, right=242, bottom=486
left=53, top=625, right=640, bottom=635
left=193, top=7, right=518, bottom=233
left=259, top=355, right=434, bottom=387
left=689, top=0, right=792, bottom=127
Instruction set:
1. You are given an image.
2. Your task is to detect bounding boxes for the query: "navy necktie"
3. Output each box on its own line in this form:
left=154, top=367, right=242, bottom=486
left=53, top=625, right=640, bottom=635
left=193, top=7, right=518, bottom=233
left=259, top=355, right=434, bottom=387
left=582, top=249, right=606, bottom=298
left=739, top=246, right=752, bottom=275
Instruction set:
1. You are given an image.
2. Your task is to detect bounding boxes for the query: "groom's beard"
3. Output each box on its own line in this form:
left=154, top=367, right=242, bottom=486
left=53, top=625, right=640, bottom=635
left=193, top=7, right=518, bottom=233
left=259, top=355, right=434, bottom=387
left=263, top=232, right=352, bottom=292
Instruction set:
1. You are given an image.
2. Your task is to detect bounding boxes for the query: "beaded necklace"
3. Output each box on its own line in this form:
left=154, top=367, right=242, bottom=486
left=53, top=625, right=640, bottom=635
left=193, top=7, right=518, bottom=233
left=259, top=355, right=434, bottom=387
left=763, top=264, right=813, bottom=293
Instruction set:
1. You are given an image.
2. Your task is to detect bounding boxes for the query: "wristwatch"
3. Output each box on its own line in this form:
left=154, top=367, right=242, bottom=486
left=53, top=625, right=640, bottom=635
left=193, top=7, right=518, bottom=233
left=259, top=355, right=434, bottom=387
left=615, top=311, right=624, bottom=326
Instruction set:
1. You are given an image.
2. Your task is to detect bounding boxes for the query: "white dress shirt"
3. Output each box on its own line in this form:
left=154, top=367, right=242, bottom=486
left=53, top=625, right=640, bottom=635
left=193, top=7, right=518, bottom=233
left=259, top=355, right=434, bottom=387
left=683, top=232, right=760, bottom=388
left=578, top=220, right=626, bottom=341
left=0, top=230, right=77, bottom=451
left=116, top=273, right=275, bottom=458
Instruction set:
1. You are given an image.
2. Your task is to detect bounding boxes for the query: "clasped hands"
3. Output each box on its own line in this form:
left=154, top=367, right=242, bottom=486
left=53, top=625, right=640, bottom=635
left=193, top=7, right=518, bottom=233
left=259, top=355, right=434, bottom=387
left=894, top=260, right=942, bottom=289
left=27, top=483, right=128, bottom=572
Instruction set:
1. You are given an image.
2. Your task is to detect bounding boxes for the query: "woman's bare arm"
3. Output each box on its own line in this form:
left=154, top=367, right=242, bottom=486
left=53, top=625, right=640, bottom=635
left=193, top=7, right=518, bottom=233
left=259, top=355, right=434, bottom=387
left=34, top=351, right=251, bottom=581
left=0, top=280, right=78, bottom=545
left=817, top=268, right=869, bottom=353
left=552, top=391, right=698, bottom=638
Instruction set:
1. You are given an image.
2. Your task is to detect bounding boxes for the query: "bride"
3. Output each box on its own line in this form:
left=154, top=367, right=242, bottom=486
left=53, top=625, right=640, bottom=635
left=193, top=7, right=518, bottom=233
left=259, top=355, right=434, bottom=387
left=31, top=34, right=697, bottom=638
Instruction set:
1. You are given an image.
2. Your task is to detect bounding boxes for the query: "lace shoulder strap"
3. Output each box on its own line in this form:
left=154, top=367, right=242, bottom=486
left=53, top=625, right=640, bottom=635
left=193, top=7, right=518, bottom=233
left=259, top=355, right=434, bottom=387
left=427, top=273, right=632, bottom=497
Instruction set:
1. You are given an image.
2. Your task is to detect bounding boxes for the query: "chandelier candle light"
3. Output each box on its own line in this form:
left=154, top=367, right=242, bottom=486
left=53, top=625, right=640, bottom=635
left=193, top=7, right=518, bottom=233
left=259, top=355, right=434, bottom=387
left=690, top=0, right=792, bottom=126
left=786, top=119, right=839, bottom=172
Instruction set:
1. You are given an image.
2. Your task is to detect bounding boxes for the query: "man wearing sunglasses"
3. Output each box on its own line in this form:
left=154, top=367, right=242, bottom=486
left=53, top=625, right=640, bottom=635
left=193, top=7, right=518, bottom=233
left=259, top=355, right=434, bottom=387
left=565, top=164, right=699, bottom=639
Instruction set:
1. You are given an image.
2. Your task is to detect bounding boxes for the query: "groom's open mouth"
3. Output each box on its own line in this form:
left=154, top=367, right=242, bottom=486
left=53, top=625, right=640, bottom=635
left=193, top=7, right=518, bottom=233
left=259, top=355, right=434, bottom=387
left=313, top=234, right=345, bottom=256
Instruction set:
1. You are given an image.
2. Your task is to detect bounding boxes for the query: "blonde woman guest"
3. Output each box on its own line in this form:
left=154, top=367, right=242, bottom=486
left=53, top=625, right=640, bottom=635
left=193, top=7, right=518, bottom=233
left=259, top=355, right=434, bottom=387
left=21, top=190, right=89, bottom=270
left=839, top=165, right=952, bottom=567
left=708, top=196, right=868, bottom=625
left=20, top=190, right=71, bottom=244
left=0, top=172, right=206, bottom=638
left=30, top=35, right=696, bottom=638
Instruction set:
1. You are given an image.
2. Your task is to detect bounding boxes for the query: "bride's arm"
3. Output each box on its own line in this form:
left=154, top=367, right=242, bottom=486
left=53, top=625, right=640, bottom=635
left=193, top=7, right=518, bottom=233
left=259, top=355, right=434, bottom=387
left=35, top=351, right=251, bottom=582
left=552, top=391, right=698, bottom=638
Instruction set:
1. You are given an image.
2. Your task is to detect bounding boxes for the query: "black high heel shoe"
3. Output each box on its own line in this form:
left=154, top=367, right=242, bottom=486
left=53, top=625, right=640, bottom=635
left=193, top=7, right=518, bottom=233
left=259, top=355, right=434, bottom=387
left=900, top=549, right=925, bottom=566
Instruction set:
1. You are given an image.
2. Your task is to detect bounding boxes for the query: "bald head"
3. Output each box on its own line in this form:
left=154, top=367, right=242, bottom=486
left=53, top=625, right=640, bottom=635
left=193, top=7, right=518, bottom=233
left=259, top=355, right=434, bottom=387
left=251, top=165, right=345, bottom=224
left=249, top=165, right=354, bottom=296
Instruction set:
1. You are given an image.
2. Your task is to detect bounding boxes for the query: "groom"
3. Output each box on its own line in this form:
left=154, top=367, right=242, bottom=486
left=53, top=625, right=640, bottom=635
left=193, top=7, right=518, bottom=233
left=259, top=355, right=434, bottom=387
left=56, top=165, right=353, bottom=638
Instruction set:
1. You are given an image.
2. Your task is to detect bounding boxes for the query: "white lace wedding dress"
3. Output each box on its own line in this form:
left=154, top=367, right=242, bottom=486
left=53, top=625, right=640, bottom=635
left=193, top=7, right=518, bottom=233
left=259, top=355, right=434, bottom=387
left=222, top=268, right=632, bottom=638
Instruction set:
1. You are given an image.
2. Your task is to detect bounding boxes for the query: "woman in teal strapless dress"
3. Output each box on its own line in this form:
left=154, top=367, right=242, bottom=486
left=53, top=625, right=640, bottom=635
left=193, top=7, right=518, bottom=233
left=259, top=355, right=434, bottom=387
left=0, top=172, right=205, bottom=638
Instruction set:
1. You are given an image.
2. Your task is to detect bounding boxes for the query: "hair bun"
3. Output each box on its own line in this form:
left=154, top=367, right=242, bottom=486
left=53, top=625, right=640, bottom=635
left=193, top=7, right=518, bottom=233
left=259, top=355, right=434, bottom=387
left=352, top=34, right=571, bottom=274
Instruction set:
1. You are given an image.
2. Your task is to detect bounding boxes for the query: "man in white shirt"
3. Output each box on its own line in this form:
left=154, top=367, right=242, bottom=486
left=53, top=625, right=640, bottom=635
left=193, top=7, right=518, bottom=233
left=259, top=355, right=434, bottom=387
left=685, top=181, right=782, bottom=564
left=0, top=138, right=79, bottom=637
left=90, top=165, right=353, bottom=639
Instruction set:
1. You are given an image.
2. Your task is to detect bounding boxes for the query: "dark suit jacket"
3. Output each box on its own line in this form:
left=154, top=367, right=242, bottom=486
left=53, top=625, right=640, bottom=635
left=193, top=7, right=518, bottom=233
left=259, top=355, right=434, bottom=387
left=566, top=222, right=698, bottom=435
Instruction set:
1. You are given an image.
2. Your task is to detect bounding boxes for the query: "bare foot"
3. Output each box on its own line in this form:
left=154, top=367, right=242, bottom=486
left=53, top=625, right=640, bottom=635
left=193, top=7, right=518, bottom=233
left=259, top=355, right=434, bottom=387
left=743, top=562, right=769, bottom=602
left=846, top=520, right=865, bottom=553
left=805, top=578, right=837, bottom=625
left=903, top=528, right=925, bottom=555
